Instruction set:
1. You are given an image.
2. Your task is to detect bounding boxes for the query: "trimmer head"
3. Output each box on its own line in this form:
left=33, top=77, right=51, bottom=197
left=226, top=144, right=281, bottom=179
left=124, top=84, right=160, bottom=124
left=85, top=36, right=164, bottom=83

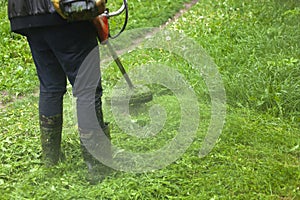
left=105, top=85, right=153, bottom=105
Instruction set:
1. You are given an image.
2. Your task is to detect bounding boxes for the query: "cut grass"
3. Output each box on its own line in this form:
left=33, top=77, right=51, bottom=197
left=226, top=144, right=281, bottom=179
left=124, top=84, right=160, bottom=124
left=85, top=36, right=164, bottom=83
left=1, top=97, right=299, bottom=199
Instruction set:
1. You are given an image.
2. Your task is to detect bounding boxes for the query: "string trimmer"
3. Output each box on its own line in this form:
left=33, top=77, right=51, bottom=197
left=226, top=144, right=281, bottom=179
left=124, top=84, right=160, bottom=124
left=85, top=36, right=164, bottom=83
left=93, top=0, right=153, bottom=105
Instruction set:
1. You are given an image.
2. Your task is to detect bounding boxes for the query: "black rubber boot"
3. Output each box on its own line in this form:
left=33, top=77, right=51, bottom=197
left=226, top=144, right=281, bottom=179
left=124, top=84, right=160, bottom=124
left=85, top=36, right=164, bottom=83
left=40, top=114, right=64, bottom=167
left=80, top=123, right=113, bottom=184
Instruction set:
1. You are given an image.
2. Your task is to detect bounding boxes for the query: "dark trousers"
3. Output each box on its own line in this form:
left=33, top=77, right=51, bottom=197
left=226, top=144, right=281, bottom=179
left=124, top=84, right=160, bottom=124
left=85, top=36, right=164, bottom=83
left=25, top=21, right=104, bottom=129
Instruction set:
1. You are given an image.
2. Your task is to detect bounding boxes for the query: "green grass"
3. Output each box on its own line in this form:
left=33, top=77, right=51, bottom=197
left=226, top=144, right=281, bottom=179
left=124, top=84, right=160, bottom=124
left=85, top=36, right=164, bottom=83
left=172, top=0, right=300, bottom=120
left=1, top=96, right=299, bottom=199
left=1, top=0, right=300, bottom=199
left=0, top=3, right=36, bottom=103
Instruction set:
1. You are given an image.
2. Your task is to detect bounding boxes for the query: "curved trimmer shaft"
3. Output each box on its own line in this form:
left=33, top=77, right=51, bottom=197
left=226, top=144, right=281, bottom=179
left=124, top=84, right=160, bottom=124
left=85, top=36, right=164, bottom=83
left=106, top=41, right=134, bottom=89
left=93, top=0, right=153, bottom=104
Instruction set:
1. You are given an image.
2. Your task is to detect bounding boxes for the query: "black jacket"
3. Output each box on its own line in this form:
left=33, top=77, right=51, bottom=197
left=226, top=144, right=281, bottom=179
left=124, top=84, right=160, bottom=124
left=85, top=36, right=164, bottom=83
left=8, top=0, right=67, bottom=34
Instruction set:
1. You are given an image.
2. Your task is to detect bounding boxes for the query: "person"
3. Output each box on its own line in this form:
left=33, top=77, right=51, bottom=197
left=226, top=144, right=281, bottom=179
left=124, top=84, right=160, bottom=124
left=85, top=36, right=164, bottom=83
left=8, top=0, right=112, bottom=184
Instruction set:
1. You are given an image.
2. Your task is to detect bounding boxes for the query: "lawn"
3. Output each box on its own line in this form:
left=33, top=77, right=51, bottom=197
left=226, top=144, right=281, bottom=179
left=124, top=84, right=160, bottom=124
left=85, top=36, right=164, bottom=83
left=0, top=0, right=299, bottom=199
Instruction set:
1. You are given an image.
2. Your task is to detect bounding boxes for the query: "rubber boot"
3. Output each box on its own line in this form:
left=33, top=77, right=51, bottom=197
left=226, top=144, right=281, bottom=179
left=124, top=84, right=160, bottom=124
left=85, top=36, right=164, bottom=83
left=80, top=123, right=113, bottom=184
left=40, top=114, right=63, bottom=167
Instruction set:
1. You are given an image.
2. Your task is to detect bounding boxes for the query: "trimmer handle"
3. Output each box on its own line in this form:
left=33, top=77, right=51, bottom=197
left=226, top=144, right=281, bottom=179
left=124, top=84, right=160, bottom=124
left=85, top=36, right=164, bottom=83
left=92, top=0, right=128, bottom=43
left=93, top=15, right=109, bottom=43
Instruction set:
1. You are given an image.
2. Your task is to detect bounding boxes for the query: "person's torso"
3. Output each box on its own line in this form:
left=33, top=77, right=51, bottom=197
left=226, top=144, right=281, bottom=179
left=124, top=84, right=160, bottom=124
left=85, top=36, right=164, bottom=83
left=8, top=0, right=55, bottom=19
left=8, top=0, right=69, bottom=34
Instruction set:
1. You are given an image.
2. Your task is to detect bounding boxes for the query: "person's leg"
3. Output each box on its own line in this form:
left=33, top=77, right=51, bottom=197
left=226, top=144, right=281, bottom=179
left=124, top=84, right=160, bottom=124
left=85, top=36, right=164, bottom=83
left=26, top=28, right=67, bottom=166
left=41, top=22, right=104, bottom=130
left=42, top=22, right=112, bottom=181
left=71, top=46, right=112, bottom=184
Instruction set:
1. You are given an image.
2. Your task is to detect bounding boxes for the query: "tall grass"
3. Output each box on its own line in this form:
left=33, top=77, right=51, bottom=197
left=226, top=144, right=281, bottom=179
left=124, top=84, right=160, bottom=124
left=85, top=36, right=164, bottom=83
left=173, top=0, right=300, bottom=120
